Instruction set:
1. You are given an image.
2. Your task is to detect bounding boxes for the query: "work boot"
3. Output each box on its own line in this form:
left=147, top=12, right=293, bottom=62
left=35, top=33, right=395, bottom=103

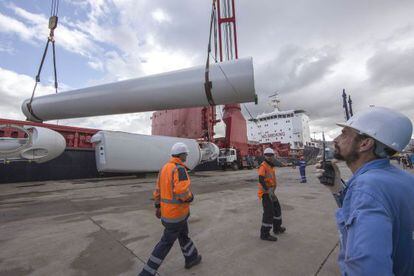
left=273, top=226, right=286, bottom=234
left=260, top=234, right=278, bottom=241
left=185, top=254, right=202, bottom=269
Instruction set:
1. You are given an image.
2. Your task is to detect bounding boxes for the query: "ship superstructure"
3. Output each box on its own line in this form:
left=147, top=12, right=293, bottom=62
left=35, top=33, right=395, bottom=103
left=247, top=95, right=311, bottom=150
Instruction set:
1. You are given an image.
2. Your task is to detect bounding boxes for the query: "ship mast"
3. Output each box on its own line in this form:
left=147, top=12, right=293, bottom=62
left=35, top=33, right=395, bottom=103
left=268, top=92, right=281, bottom=111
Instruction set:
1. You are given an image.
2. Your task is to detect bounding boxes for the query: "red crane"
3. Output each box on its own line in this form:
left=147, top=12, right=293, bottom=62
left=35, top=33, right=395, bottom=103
left=151, top=0, right=253, bottom=168
left=215, top=0, right=249, bottom=157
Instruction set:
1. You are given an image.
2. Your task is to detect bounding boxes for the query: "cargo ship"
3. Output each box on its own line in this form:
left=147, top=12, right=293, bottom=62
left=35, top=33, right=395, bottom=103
left=247, top=95, right=320, bottom=162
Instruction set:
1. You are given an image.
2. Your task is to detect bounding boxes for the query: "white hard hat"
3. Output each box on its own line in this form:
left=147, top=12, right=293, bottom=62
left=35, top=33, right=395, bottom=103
left=171, top=142, right=190, bottom=155
left=264, top=148, right=275, bottom=155
left=337, top=106, right=413, bottom=152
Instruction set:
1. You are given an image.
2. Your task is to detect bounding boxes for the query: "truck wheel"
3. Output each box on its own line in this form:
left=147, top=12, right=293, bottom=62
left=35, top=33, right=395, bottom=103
left=231, top=162, right=239, bottom=170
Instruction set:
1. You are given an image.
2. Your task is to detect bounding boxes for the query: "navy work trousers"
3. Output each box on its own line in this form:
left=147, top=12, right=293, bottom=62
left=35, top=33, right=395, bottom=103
left=299, top=167, right=307, bottom=182
left=139, top=219, right=198, bottom=276
left=261, top=194, right=282, bottom=236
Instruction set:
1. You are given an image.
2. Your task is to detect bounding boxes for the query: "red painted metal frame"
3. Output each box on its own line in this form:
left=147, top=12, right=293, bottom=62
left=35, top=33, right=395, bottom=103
left=216, top=0, right=238, bottom=62
left=0, top=118, right=99, bottom=149
left=216, top=0, right=249, bottom=154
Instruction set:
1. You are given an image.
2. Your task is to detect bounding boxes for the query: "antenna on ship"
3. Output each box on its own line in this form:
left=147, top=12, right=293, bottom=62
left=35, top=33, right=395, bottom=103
left=268, top=92, right=281, bottom=111
left=341, top=89, right=355, bottom=120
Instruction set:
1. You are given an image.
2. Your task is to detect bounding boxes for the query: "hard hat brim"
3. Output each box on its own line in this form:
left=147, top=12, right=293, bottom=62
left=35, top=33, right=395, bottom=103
left=172, top=151, right=189, bottom=155
left=336, top=122, right=349, bottom=128
left=336, top=122, right=363, bottom=134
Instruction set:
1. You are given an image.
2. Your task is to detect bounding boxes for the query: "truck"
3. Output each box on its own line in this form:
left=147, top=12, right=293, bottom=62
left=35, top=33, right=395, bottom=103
left=217, top=147, right=255, bottom=170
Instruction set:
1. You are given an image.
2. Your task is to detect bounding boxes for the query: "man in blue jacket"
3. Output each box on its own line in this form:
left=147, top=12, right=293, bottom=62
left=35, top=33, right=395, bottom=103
left=298, top=156, right=307, bottom=183
left=316, top=107, right=414, bottom=275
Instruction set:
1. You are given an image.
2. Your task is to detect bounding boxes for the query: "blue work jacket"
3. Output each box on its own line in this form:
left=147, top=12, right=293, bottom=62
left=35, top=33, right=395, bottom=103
left=336, top=159, right=414, bottom=275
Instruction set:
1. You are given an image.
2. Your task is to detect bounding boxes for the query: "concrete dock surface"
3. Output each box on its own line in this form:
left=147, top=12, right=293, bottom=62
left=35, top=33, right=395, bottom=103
left=0, top=163, right=362, bottom=276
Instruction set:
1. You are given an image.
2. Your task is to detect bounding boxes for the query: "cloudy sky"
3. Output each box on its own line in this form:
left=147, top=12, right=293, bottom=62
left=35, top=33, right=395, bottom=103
left=1, top=0, right=413, bottom=140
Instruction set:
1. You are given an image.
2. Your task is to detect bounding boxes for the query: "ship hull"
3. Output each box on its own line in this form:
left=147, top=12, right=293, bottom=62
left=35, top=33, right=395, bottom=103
left=0, top=149, right=100, bottom=184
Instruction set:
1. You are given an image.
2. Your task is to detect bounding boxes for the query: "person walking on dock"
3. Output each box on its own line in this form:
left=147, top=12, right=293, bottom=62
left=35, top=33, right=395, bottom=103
left=316, top=107, right=414, bottom=275
left=298, top=156, right=307, bottom=183
left=138, top=142, right=202, bottom=276
left=406, top=153, right=413, bottom=169
left=257, top=148, right=286, bottom=241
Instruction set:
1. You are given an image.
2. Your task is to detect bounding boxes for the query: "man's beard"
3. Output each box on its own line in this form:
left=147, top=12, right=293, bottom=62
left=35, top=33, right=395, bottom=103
left=333, top=145, right=344, bottom=160
left=334, top=143, right=360, bottom=163
left=265, top=158, right=275, bottom=166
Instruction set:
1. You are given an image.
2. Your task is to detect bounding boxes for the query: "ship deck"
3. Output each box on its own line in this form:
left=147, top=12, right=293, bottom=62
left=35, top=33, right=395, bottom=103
left=0, top=164, right=357, bottom=275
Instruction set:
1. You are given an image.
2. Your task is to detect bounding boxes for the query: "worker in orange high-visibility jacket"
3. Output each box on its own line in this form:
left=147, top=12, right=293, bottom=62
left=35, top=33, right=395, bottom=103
left=258, top=148, right=286, bottom=241
left=139, top=142, right=202, bottom=276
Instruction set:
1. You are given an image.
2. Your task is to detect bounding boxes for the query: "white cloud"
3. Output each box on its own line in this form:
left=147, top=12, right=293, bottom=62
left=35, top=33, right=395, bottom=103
left=0, top=12, right=38, bottom=42
left=87, top=59, right=104, bottom=71
left=151, top=9, right=171, bottom=23
left=10, top=3, right=47, bottom=24
left=0, top=67, right=54, bottom=119
left=140, top=48, right=195, bottom=75
left=0, top=3, right=100, bottom=59
left=71, top=1, right=195, bottom=82
left=1, top=0, right=197, bottom=83
left=0, top=42, right=14, bottom=54
left=58, top=112, right=153, bottom=134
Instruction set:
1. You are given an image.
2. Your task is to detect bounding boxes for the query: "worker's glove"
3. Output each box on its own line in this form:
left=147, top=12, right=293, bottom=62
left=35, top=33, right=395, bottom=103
left=315, top=160, right=342, bottom=194
left=155, top=208, right=161, bottom=219
left=184, top=193, right=194, bottom=203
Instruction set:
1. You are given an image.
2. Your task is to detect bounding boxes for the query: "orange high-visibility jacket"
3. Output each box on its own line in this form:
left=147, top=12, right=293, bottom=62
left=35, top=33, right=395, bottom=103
left=153, top=157, right=193, bottom=223
left=257, top=161, right=277, bottom=199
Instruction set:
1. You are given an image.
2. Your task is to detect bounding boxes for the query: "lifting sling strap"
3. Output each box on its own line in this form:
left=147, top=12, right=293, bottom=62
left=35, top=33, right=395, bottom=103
left=27, top=0, right=60, bottom=122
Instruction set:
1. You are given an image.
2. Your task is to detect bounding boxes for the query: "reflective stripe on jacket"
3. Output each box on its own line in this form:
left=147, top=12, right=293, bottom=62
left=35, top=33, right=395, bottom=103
left=257, top=161, right=277, bottom=199
left=153, top=157, right=193, bottom=223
